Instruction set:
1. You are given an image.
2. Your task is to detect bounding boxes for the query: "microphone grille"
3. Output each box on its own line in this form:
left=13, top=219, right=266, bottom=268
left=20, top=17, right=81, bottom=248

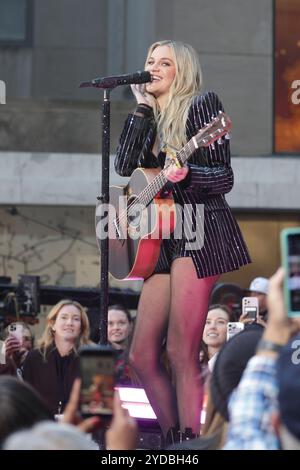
left=136, top=71, right=152, bottom=84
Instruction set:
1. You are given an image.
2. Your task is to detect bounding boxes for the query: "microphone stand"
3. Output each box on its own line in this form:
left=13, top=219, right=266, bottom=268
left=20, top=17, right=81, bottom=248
left=98, top=88, right=110, bottom=344
left=79, top=72, right=151, bottom=344
left=79, top=82, right=115, bottom=345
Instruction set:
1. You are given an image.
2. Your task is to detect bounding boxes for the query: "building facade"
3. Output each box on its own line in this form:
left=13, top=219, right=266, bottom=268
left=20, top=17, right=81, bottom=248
left=0, top=0, right=299, bottom=290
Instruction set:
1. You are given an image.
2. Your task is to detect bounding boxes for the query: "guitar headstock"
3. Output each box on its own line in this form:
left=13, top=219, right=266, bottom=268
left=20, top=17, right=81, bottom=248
left=195, top=112, right=232, bottom=148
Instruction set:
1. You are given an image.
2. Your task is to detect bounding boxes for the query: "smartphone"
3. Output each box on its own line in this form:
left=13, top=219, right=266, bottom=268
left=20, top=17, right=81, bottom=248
left=226, top=322, right=245, bottom=341
left=8, top=323, right=23, bottom=343
left=242, top=297, right=258, bottom=321
left=79, top=345, right=116, bottom=418
left=281, top=227, right=300, bottom=317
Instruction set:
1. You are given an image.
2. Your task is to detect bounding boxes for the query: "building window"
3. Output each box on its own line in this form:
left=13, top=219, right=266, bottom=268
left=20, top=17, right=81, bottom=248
left=275, top=0, right=300, bottom=153
left=0, top=0, right=33, bottom=46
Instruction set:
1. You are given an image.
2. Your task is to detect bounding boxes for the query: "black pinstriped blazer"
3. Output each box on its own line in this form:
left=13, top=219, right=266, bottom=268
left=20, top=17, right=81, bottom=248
left=114, top=91, right=251, bottom=278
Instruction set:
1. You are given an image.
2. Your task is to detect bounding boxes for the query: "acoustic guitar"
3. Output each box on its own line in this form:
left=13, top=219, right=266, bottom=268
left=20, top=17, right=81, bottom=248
left=96, top=112, right=232, bottom=281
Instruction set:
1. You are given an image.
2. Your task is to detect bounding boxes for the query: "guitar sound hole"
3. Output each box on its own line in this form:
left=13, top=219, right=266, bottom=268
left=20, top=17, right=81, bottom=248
left=127, top=208, right=141, bottom=227
left=127, top=197, right=143, bottom=227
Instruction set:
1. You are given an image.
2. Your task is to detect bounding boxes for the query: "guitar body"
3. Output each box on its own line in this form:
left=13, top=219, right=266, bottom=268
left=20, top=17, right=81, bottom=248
left=95, top=112, right=232, bottom=281
left=96, top=168, right=176, bottom=281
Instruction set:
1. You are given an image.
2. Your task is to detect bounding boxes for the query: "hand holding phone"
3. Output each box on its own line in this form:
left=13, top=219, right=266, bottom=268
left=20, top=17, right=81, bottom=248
left=242, top=297, right=258, bottom=321
left=8, top=323, right=23, bottom=343
left=281, top=227, right=300, bottom=317
left=80, top=345, right=116, bottom=418
left=105, top=391, right=138, bottom=451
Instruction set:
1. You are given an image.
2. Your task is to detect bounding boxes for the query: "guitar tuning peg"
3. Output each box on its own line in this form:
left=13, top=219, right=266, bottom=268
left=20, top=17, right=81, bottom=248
left=225, top=133, right=231, bottom=140
left=210, top=142, right=215, bottom=150
left=217, top=137, right=223, bottom=145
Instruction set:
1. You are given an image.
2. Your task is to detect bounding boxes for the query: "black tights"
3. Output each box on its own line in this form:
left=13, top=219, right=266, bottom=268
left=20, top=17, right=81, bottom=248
left=129, top=259, right=219, bottom=435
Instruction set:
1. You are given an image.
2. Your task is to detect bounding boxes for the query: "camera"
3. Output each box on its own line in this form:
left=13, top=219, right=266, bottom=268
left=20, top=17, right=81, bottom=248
left=281, top=227, right=300, bottom=317
left=8, top=323, right=24, bottom=343
left=226, top=322, right=244, bottom=341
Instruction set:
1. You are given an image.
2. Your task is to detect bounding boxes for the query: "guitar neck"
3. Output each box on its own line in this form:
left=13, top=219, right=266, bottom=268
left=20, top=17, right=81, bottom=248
left=136, top=111, right=231, bottom=208
left=137, top=139, right=197, bottom=207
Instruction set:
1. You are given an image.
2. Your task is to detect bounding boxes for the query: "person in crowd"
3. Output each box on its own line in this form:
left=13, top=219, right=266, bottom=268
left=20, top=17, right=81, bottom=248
left=224, top=268, right=300, bottom=450
left=0, top=321, right=34, bottom=376
left=22, top=299, right=91, bottom=415
left=0, top=375, right=52, bottom=448
left=107, top=304, right=133, bottom=350
left=200, top=304, right=233, bottom=374
left=108, top=304, right=134, bottom=386
left=1, top=375, right=137, bottom=450
left=114, top=39, right=251, bottom=440
left=167, top=324, right=263, bottom=449
left=273, top=332, right=300, bottom=450
left=3, top=421, right=97, bottom=450
left=239, top=276, right=269, bottom=325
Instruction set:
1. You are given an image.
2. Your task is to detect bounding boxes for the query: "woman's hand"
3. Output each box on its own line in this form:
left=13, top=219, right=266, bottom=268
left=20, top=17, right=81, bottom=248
left=106, top=391, right=138, bottom=450
left=131, top=84, right=155, bottom=107
left=238, top=311, right=255, bottom=325
left=164, top=164, right=189, bottom=183
left=62, top=379, right=101, bottom=433
left=263, top=267, right=300, bottom=345
left=5, top=336, right=21, bottom=359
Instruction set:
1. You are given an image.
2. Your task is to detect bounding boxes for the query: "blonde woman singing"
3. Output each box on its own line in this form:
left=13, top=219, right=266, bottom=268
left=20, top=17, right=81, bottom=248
left=115, top=40, right=251, bottom=443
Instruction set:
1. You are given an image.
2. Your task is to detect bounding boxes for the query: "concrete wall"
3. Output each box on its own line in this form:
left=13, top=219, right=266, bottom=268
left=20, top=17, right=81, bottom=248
left=153, top=0, right=273, bottom=156
left=0, top=0, right=108, bottom=101
left=1, top=151, right=299, bottom=211
left=0, top=0, right=274, bottom=157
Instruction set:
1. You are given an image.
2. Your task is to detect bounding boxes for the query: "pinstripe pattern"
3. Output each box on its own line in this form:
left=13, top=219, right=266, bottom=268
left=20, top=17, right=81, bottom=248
left=115, top=91, right=251, bottom=278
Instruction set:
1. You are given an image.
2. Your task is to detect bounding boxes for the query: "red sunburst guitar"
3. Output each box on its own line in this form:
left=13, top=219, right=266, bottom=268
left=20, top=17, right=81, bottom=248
left=95, top=112, right=232, bottom=281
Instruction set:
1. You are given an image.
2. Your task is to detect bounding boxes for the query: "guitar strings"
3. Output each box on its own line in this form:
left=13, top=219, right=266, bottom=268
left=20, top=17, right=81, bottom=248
left=114, top=143, right=191, bottom=233
left=113, top=115, right=228, bottom=238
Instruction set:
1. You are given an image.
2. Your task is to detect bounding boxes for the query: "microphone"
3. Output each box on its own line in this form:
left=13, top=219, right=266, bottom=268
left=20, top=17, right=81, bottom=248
left=79, top=71, right=152, bottom=89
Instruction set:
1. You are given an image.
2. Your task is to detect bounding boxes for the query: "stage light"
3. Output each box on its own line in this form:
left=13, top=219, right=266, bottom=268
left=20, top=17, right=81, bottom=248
left=115, top=386, right=162, bottom=449
left=116, top=386, right=157, bottom=420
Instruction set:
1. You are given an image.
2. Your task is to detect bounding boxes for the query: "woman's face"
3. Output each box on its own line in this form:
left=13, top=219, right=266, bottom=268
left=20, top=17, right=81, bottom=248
left=145, top=45, right=176, bottom=99
left=203, top=308, right=230, bottom=349
left=107, top=309, right=131, bottom=345
left=52, top=304, right=82, bottom=343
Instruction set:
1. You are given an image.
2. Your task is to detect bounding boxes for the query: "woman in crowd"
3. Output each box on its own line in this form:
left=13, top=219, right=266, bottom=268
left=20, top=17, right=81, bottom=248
left=22, top=299, right=90, bottom=415
left=200, top=304, right=232, bottom=374
left=108, top=304, right=134, bottom=385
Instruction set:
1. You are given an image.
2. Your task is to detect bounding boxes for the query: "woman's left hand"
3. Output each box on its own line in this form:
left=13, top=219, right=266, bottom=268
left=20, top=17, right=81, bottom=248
left=164, top=164, right=189, bottom=183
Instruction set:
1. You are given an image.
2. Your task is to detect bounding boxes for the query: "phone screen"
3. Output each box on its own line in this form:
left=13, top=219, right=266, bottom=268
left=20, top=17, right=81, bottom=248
left=244, top=306, right=257, bottom=319
left=287, top=232, right=300, bottom=313
left=80, top=346, right=116, bottom=417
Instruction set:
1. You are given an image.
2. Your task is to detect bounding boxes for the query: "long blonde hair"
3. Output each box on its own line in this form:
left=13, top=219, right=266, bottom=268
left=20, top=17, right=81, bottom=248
left=146, top=40, right=202, bottom=150
left=38, top=300, right=90, bottom=357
